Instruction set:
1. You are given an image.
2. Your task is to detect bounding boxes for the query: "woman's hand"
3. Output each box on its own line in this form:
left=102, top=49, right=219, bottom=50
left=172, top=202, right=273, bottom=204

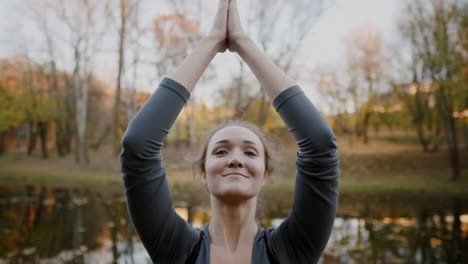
left=207, top=0, right=229, bottom=53
left=227, top=0, right=248, bottom=52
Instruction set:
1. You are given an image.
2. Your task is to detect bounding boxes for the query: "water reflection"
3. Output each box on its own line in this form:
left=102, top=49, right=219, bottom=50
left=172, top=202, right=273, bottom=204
left=0, top=185, right=466, bottom=263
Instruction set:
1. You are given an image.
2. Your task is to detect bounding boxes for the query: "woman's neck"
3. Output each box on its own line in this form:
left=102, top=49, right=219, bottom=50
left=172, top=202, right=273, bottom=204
left=208, top=195, right=259, bottom=252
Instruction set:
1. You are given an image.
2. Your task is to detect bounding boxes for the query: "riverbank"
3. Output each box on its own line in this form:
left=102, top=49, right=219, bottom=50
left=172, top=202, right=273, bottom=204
left=0, top=136, right=467, bottom=197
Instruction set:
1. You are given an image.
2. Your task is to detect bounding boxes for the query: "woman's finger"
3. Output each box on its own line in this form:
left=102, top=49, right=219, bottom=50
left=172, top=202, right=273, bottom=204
left=217, top=0, right=229, bottom=12
left=215, top=0, right=229, bottom=27
left=230, top=0, right=237, bottom=10
left=229, top=0, right=242, bottom=26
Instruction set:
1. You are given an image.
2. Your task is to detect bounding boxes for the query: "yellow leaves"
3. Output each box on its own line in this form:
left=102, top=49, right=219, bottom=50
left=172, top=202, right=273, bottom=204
left=136, top=90, right=150, bottom=107
left=0, top=82, right=26, bottom=132
left=0, top=57, right=56, bottom=132
left=153, top=14, right=199, bottom=45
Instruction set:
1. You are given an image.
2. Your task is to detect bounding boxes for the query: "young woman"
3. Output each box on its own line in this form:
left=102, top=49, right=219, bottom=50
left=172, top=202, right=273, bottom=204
left=119, top=0, right=339, bottom=263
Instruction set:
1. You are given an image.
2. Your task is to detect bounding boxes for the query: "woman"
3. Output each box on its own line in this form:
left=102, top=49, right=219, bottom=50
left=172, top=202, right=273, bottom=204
left=120, top=0, right=339, bottom=263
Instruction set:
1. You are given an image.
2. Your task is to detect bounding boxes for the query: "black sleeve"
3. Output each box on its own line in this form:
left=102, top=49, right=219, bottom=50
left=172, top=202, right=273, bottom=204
left=267, top=86, right=340, bottom=263
left=119, top=78, right=200, bottom=263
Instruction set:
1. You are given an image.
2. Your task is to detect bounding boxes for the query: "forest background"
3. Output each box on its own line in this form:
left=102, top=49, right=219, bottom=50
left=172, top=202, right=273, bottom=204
left=0, top=0, right=467, bottom=196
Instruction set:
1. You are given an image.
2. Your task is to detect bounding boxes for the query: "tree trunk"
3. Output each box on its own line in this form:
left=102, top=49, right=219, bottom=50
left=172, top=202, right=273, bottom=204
left=0, top=132, right=6, bottom=155
left=27, top=120, right=37, bottom=156
left=72, top=44, right=89, bottom=164
left=90, top=125, right=111, bottom=151
left=362, top=110, right=371, bottom=144
left=72, top=47, right=81, bottom=163
left=64, top=73, right=74, bottom=155
left=38, top=121, right=49, bottom=159
left=55, top=120, right=66, bottom=156
left=51, top=88, right=66, bottom=157
left=76, top=78, right=89, bottom=164
left=416, top=122, right=429, bottom=152
left=436, top=86, right=461, bottom=181
left=447, top=119, right=461, bottom=181
left=429, top=121, right=442, bottom=152
left=464, top=120, right=468, bottom=151
left=412, top=84, right=431, bottom=152
left=46, top=31, right=66, bottom=157
left=257, top=89, right=270, bottom=130
left=114, top=0, right=127, bottom=155
left=464, top=96, right=468, bottom=150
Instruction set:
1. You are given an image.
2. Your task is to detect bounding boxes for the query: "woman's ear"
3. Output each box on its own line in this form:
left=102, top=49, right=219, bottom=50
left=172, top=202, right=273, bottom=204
left=202, top=172, right=207, bottom=184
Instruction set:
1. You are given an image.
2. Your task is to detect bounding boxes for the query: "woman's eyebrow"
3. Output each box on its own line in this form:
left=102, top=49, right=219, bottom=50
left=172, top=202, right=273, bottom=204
left=215, top=139, right=258, bottom=145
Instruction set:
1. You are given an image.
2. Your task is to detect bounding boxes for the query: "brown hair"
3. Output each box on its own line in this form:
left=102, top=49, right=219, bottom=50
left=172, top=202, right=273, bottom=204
left=193, top=119, right=276, bottom=177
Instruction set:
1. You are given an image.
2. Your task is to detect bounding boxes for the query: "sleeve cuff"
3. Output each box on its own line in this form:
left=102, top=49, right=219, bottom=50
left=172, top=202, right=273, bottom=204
left=160, top=77, right=191, bottom=103
left=272, top=85, right=304, bottom=111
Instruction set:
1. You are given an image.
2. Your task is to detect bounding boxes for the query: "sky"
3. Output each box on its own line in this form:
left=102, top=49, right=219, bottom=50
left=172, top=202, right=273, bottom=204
left=0, top=0, right=403, bottom=111
left=303, top=0, right=400, bottom=65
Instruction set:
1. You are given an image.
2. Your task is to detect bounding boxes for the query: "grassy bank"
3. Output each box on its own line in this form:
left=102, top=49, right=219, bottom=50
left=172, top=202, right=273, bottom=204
left=0, top=137, right=467, bottom=197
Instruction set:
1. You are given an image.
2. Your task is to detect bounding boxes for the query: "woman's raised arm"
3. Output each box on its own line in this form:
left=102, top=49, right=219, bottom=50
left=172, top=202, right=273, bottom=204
left=119, top=1, right=230, bottom=262
left=228, top=0, right=340, bottom=262
left=227, top=0, right=295, bottom=99
left=169, top=0, right=229, bottom=92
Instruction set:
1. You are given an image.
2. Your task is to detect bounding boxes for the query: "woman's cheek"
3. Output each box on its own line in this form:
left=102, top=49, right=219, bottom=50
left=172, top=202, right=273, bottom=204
left=207, top=158, right=222, bottom=171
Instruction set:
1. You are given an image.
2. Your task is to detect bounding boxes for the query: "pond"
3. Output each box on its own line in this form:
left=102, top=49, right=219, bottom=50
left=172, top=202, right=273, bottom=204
left=0, top=185, right=467, bottom=263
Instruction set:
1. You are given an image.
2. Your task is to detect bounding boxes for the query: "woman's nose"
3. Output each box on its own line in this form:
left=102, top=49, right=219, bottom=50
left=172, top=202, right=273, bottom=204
left=227, top=153, right=243, bottom=168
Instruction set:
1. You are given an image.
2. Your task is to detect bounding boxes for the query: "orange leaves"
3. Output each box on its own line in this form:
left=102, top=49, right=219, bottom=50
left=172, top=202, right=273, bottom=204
left=153, top=14, right=199, bottom=45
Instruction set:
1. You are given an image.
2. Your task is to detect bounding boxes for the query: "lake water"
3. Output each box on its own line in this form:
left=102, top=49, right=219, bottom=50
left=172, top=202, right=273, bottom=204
left=0, top=185, right=467, bottom=263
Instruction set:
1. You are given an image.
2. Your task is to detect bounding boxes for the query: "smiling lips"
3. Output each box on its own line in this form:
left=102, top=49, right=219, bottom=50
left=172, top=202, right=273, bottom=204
left=222, top=172, right=249, bottom=178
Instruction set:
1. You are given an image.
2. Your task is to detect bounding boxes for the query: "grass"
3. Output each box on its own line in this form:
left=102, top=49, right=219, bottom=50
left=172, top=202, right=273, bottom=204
left=0, top=168, right=121, bottom=187
left=378, top=135, right=422, bottom=145
left=0, top=136, right=467, bottom=198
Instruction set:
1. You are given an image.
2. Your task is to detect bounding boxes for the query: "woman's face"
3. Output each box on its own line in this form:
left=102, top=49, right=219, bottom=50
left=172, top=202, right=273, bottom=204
left=203, top=125, right=267, bottom=203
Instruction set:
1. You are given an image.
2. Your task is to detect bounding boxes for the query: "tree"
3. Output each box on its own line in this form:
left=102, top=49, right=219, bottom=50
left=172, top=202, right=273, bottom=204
left=395, top=11, right=443, bottom=152
left=24, top=0, right=73, bottom=157
left=315, top=67, right=353, bottom=135
left=56, top=0, right=109, bottom=164
left=0, top=59, right=27, bottom=154
left=22, top=62, right=55, bottom=159
left=454, top=2, right=468, bottom=150
left=0, top=57, right=55, bottom=158
left=400, top=0, right=466, bottom=180
left=152, top=9, right=204, bottom=149
left=392, top=82, right=442, bottom=152
left=238, top=0, right=329, bottom=127
left=109, top=0, right=142, bottom=155
left=345, top=26, right=386, bottom=144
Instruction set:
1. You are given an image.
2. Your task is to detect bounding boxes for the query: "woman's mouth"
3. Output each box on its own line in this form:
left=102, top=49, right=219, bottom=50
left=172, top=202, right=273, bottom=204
left=223, top=172, right=249, bottom=178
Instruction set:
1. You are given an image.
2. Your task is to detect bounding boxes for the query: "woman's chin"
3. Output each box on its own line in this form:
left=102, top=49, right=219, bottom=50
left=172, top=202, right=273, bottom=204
left=212, top=187, right=256, bottom=203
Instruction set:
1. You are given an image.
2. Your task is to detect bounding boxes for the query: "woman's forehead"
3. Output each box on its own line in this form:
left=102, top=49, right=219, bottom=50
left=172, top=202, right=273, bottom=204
left=208, top=126, right=263, bottom=147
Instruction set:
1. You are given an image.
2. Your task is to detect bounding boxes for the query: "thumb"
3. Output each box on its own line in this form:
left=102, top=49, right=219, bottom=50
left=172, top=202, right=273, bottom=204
left=217, top=0, right=229, bottom=12
left=228, top=0, right=242, bottom=26
left=230, top=0, right=237, bottom=8
left=229, top=0, right=238, bottom=15
left=214, top=0, right=229, bottom=26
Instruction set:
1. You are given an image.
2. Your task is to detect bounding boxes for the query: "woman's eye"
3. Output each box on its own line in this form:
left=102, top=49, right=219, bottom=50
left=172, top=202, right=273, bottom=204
left=215, top=150, right=227, bottom=155
left=245, top=151, right=257, bottom=157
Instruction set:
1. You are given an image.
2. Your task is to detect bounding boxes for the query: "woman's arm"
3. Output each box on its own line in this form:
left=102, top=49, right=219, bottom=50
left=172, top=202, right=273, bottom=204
left=169, top=0, right=229, bottom=92
left=268, top=87, right=340, bottom=263
left=228, top=1, right=339, bottom=262
left=236, top=38, right=295, bottom=99
left=227, top=0, right=295, bottom=99
left=120, top=1, right=229, bottom=262
left=168, top=37, right=222, bottom=93
left=120, top=79, right=198, bottom=263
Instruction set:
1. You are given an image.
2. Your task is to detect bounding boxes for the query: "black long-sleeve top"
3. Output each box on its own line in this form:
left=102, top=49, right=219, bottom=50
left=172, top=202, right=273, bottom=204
left=120, top=77, right=339, bottom=263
